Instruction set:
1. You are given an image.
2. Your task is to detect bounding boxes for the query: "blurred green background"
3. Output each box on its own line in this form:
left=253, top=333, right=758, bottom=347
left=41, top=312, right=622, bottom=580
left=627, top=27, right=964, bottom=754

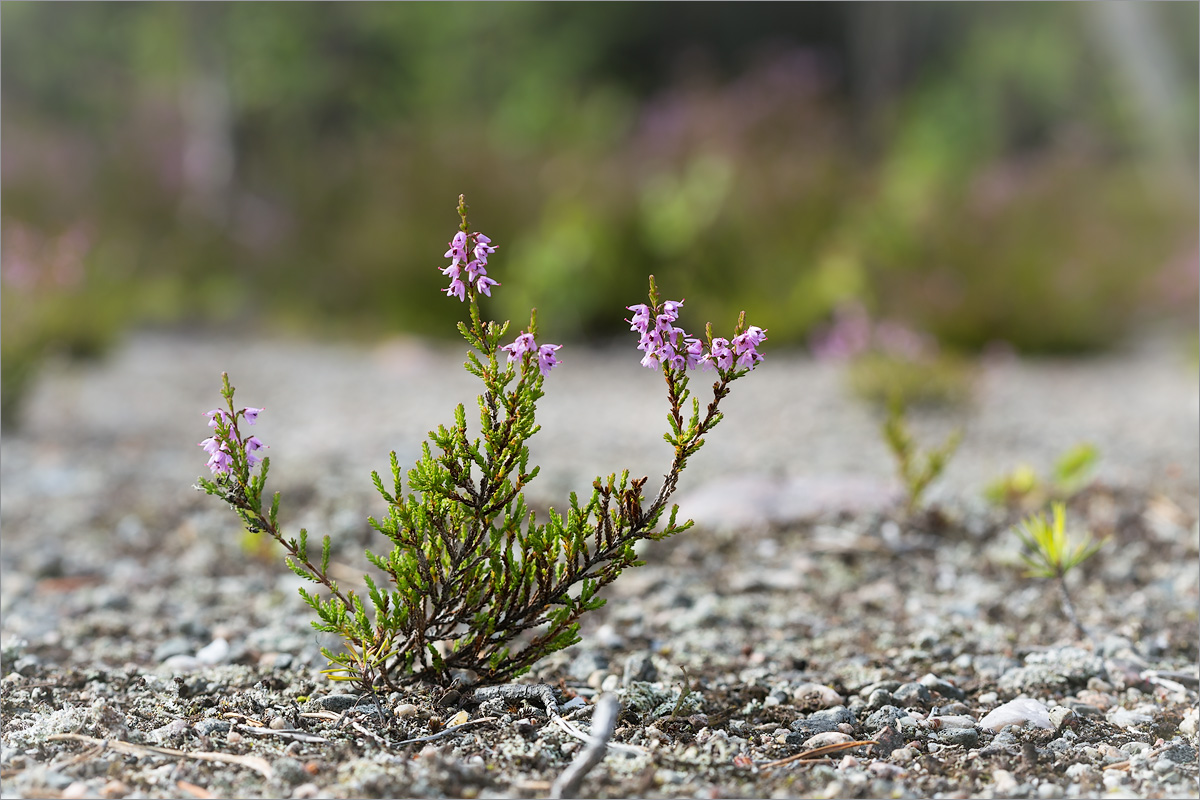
left=3, top=2, right=1197, bottom=425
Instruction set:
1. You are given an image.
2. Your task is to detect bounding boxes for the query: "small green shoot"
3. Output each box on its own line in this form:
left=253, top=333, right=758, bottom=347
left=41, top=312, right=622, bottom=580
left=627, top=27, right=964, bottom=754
left=985, top=442, right=1099, bottom=509
left=1012, top=501, right=1107, bottom=640
left=882, top=394, right=963, bottom=514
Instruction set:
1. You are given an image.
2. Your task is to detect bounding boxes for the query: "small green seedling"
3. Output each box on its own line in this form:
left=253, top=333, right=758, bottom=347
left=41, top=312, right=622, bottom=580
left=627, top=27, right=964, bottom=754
left=1013, top=501, right=1106, bottom=641
left=985, top=442, right=1099, bottom=508
left=882, top=394, right=963, bottom=514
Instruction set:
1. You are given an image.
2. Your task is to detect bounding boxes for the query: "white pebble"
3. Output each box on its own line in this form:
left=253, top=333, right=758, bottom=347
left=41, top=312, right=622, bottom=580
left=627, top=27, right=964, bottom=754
left=803, top=731, right=853, bottom=749
left=992, top=769, right=1018, bottom=794
left=195, top=637, right=230, bottom=665
left=978, top=697, right=1052, bottom=732
left=793, top=683, right=844, bottom=709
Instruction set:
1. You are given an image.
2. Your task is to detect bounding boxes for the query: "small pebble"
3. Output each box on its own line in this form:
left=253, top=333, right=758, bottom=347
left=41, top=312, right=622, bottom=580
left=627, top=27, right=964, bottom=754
left=992, top=769, right=1018, bottom=794
left=270, top=717, right=288, bottom=730
left=978, top=697, right=1052, bottom=732
left=803, top=731, right=853, bottom=749
left=1049, top=706, right=1077, bottom=730
left=937, top=727, right=979, bottom=749
left=100, top=780, right=130, bottom=799
left=393, top=703, right=418, bottom=719
left=61, top=782, right=91, bottom=800
left=867, top=688, right=897, bottom=710
left=919, top=673, right=966, bottom=700
left=195, top=637, right=230, bottom=665
left=273, top=757, right=308, bottom=785
left=894, top=682, right=932, bottom=707
left=793, top=683, right=843, bottom=710
left=868, top=761, right=906, bottom=778
left=890, top=746, right=916, bottom=763
left=311, top=694, right=359, bottom=712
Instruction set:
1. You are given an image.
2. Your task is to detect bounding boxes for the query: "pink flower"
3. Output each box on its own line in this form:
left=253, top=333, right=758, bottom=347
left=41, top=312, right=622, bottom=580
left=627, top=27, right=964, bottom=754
left=444, top=277, right=467, bottom=301
left=242, top=407, right=263, bottom=425
left=626, top=304, right=651, bottom=334
left=476, top=275, right=499, bottom=297
left=536, top=343, right=562, bottom=377
left=444, top=232, right=469, bottom=264
left=200, top=436, right=234, bottom=475
left=205, top=408, right=230, bottom=428
left=473, top=234, right=495, bottom=263
left=440, top=230, right=497, bottom=300
left=707, top=337, right=734, bottom=370
left=244, top=435, right=266, bottom=467
left=685, top=337, right=705, bottom=370
left=501, top=332, right=538, bottom=364
left=465, top=260, right=487, bottom=282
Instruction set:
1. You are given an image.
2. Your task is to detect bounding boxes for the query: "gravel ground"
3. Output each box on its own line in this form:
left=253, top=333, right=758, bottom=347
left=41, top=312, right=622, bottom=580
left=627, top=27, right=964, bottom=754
left=2, top=330, right=1198, bottom=799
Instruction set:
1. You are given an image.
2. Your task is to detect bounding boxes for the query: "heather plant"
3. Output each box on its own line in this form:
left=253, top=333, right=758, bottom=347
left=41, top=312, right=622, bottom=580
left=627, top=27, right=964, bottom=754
left=811, top=302, right=973, bottom=408
left=196, top=196, right=766, bottom=690
left=1012, top=501, right=1107, bottom=640
left=882, top=393, right=963, bottom=514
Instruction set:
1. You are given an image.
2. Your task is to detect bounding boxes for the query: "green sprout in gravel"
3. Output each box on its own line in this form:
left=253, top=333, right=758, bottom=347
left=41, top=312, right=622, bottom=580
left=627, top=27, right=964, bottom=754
left=985, top=442, right=1099, bottom=509
left=1013, top=501, right=1107, bottom=641
left=196, top=196, right=766, bottom=690
left=882, top=393, right=962, bottom=514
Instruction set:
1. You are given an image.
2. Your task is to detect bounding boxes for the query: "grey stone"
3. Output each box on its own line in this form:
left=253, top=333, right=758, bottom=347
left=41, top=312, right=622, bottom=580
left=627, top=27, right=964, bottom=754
left=787, top=705, right=854, bottom=743
left=937, top=726, right=979, bottom=748
left=866, top=689, right=897, bottom=710
left=568, top=651, right=609, bottom=681
left=194, top=720, right=231, bottom=736
left=863, top=705, right=905, bottom=732
left=310, top=693, right=361, bottom=712
left=919, top=673, right=966, bottom=700
left=273, top=757, right=309, bottom=785
left=1162, top=743, right=1198, bottom=764
left=622, top=653, right=657, bottom=686
left=894, top=682, right=932, bottom=707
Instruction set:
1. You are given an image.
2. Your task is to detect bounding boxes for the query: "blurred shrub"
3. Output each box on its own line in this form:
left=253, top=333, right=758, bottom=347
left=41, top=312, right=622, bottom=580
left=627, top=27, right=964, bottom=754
left=1, top=1, right=1195, bottom=429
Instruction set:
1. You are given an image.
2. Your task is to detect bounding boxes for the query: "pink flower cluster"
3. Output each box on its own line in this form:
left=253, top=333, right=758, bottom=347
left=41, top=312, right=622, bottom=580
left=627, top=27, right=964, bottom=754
left=199, top=407, right=266, bottom=476
left=442, top=231, right=498, bottom=301
left=627, top=300, right=766, bottom=373
left=501, top=331, right=562, bottom=377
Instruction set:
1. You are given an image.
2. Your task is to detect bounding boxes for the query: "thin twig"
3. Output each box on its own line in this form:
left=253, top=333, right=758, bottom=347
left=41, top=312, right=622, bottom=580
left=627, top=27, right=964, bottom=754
left=551, top=693, right=621, bottom=799
left=233, top=723, right=327, bottom=744
left=758, top=740, right=879, bottom=769
left=1057, top=576, right=1091, bottom=642
left=46, top=733, right=274, bottom=781
left=391, top=716, right=498, bottom=747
